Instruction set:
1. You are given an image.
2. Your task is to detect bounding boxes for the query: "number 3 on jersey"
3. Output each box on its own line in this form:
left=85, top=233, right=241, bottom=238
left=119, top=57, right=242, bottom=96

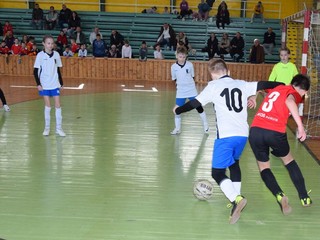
left=262, top=91, right=280, bottom=112
left=220, top=88, right=243, bottom=113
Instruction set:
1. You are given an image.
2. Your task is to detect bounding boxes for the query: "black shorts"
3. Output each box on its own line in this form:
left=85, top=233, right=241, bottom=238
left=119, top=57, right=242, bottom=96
left=249, top=127, right=290, bottom=162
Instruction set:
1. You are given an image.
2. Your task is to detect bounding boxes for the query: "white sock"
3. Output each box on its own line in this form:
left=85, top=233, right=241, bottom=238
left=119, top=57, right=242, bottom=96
left=174, top=115, right=181, bottom=131
left=44, top=106, right=51, bottom=129
left=232, top=182, right=241, bottom=195
left=55, top=107, right=62, bottom=130
left=220, top=179, right=238, bottom=202
left=199, top=112, right=209, bottom=130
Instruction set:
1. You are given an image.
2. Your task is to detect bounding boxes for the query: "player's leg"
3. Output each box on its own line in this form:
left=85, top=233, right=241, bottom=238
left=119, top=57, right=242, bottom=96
left=212, top=138, right=247, bottom=224
left=249, top=127, right=292, bottom=215
left=280, top=152, right=312, bottom=207
left=0, top=88, right=10, bottom=111
left=171, top=98, right=186, bottom=135
left=42, top=95, right=51, bottom=136
left=189, top=96, right=209, bottom=133
left=53, top=90, right=66, bottom=137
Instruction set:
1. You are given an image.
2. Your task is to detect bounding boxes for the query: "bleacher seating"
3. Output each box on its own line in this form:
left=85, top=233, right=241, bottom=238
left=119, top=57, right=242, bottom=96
left=0, top=8, right=282, bottom=63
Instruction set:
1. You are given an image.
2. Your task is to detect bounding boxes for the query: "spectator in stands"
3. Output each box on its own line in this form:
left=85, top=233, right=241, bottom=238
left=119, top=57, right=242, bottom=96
left=216, top=1, right=230, bottom=29
left=176, top=32, right=190, bottom=50
left=154, top=43, right=164, bottom=59
left=67, top=11, right=81, bottom=37
left=178, top=0, right=193, bottom=20
left=89, top=27, right=103, bottom=45
left=206, top=0, right=215, bottom=8
left=163, top=7, right=170, bottom=14
left=70, top=38, right=80, bottom=55
left=78, top=44, right=87, bottom=58
left=28, top=43, right=39, bottom=56
left=207, top=32, right=219, bottom=59
left=251, top=1, right=265, bottom=23
left=193, top=0, right=211, bottom=21
left=31, top=3, right=44, bottom=30
left=107, top=44, right=120, bottom=58
left=218, top=33, right=230, bottom=59
left=26, top=36, right=35, bottom=52
left=3, top=20, right=13, bottom=36
left=56, top=30, right=68, bottom=55
left=21, top=35, right=29, bottom=44
left=249, top=38, right=265, bottom=63
left=0, top=22, right=2, bottom=36
left=92, top=34, right=107, bottom=58
left=72, top=26, right=86, bottom=45
left=139, top=41, right=148, bottom=61
left=262, top=27, right=276, bottom=55
left=20, top=42, right=28, bottom=55
left=230, top=32, right=245, bottom=62
left=63, top=45, right=74, bottom=57
left=10, top=38, right=22, bottom=55
left=45, top=6, right=58, bottom=30
left=58, top=4, right=72, bottom=29
left=157, top=23, right=176, bottom=51
left=142, top=6, right=158, bottom=14
left=110, top=30, right=124, bottom=53
left=3, top=31, right=14, bottom=49
left=122, top=40, right=132, bottom=58
left=0, top=41, right=10, bottom=55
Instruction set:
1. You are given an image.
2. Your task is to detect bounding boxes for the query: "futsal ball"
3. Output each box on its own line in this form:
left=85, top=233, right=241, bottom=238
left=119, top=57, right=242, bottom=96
left=193, top=179, right=214, bottom=200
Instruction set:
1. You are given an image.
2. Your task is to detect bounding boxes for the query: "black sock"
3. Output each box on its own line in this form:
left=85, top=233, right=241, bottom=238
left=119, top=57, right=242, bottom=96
left=260, top=168, right=283, bottom=196
left=0, top=89, right=7, bottom=105
left=285, top=160, right=308, bottom=199
left=229, top=160, right=241, bottom=182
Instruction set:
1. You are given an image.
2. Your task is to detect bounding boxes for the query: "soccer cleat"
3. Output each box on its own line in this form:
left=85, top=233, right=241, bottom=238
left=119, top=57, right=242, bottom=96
left=300, top=196, right=312, bottom=207
left=276, top=192, right=292, bottom=215
left=229, top=195, right=247, bottom=224
left=170, top=128, right=180, bottom=135
left=3, top=105, right=10, bottom=112
left=56, top=128, right=66, bottom=137
left=43, top=128, right=50, bottom=136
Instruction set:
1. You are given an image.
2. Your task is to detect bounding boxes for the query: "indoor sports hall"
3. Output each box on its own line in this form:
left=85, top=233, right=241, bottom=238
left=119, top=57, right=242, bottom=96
left=0, top=0, right=319, bottom=239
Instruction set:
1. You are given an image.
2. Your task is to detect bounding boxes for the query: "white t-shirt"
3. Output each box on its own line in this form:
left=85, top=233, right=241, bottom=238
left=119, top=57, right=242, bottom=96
left=171, top=61, right=197, bottom=98
left=34, top=50, right=62, bottom=90
left=154, top=50, right=163, bottom=59
left=122, top=45, right=132, bottom=58
left=196, top=76, right=257, bottom=138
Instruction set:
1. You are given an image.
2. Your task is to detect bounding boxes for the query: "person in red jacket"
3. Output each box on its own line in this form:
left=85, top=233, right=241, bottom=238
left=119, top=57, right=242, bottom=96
left=56, top=30, right=68, bottom=55
left=249, top=74, right=312, bottom=216
left=3, top=20, right=13, bottom=36
left=10, top=38, right=22, bottom=55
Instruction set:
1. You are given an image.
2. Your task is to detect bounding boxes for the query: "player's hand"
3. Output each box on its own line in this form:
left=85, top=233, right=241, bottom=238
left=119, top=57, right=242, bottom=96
left=247, top=95, right=257, bottom=109
left=296, top=126, right=307, bottom=142
left=37, top=85, right=43, bottom=91
left=172, top=105, right=178, bottom=115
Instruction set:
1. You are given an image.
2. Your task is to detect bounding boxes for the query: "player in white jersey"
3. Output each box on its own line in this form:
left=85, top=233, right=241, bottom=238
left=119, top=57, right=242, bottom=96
left=33, top=35, right=66, bottom=137
left=174, top=59, right=283, bottom=224
left=171, top=46, right=208, bottom=135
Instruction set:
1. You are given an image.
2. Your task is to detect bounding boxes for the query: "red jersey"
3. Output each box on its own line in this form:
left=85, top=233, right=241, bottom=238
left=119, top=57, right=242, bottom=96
left=11, top=44, right=22, bottom=55
left=71, top=43, right=79, bottom=53
left=0, top=46, right=10, bottom=54
left=26, top=41, right=34, bottom=52
left=20, top=47, right=28, bottom=55
left=251, top=85, right=302, bottom=133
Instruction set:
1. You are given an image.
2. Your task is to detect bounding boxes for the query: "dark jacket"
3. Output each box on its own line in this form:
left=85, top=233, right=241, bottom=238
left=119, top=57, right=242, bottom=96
left=157, top=25, right=176, bottom=47
left=249, top=44, right=265, bottom=63
left=110, top=32, right=124, bottom=48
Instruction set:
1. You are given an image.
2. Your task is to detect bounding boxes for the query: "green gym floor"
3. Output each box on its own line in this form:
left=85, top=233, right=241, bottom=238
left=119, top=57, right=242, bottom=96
left=0, top=81, right=319, bottom=240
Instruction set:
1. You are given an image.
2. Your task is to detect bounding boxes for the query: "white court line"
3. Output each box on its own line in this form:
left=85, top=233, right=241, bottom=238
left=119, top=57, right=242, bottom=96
left=123, top=87, right=158, bottom=92
left=11, top=83, right=85, bottom=90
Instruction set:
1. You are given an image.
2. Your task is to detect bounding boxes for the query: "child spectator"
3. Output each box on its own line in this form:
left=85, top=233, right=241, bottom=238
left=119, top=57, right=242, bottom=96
left=154, top=43, right=164, bottom=59
left=89, top=27, right=103, bottom=45
left=121, top=40, right=132, bottom=58
left=45, top=6, right=58, bottom=30
left=92, top=34, right=107, bottom=58
left=0, top=41, right=10, bottom=55
left=139, top=41, right=148, bottom=61
left=78, top=44, right=87, bottom=58
left=11, top=38, right=22, bottom=55
left=107, top=44, right=120, bottom=58
left=63, top=45, right=74, bottom=57
left=3, top=20, right=13, bottom=36
left=26, top=36, right=35, bottom=52
left=20, top=42, right=28, bottom=55
left=28, top=43, right=39, bottom=56
left=21, top=35, right=29, bottom=44
left=70, top=38, right=79, bottom=55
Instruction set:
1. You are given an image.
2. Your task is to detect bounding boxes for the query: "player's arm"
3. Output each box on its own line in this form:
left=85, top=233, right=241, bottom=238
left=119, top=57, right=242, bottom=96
left=58, top=67, right=63, bottom=87
left=173, top=99, right=201, bottom=115
left=286, top=94, right=306, bottom=141
left=33, top=68, right=41, bottom=86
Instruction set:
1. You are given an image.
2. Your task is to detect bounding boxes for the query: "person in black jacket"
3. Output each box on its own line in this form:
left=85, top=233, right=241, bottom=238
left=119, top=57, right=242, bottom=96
left=216, top=1, right=230, bottom=29
left=110, top=30, right=124, bottom=53
left=58, top=4, right=72, bottom=29
left=230, top=32, right=245, bottom=62
left=156, top=23, right=176, bottom=51
left=31, top=3, right=44, bottom=30
left=262, top=27, right=276, bottom=55
left=207, top=32, right=219, bottom=59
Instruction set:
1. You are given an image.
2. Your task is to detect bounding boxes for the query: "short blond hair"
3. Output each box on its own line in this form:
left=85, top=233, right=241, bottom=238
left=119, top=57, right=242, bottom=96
left=208, top=58, right=228, bottom=74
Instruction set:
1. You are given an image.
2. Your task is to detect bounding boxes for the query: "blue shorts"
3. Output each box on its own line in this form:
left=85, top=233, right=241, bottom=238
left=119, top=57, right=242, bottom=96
left=176, top=96, right=196, bottom=106
left=212, top=136, right=248, bottom=169
left=39, top=88, right=60, bottom=97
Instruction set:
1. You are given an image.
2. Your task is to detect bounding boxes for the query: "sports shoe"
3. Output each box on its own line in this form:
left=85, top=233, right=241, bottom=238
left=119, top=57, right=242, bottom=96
left=3, top=105, right=10, bottom=112
left=300, top=196, right=312, bottom=207
left=170, top=128, right=180, bottom=135
left=229, top=195, right=247, bottom=224
left=43, top=128, right=50, bottom=136
left=56, top=128, right=66, bottom=137
left=276, top=192, right=292, bottom=215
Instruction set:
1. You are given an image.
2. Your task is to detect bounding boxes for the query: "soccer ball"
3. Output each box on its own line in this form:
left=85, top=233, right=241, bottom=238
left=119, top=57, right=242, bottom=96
left=193, top=179, right=214, bottom=200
